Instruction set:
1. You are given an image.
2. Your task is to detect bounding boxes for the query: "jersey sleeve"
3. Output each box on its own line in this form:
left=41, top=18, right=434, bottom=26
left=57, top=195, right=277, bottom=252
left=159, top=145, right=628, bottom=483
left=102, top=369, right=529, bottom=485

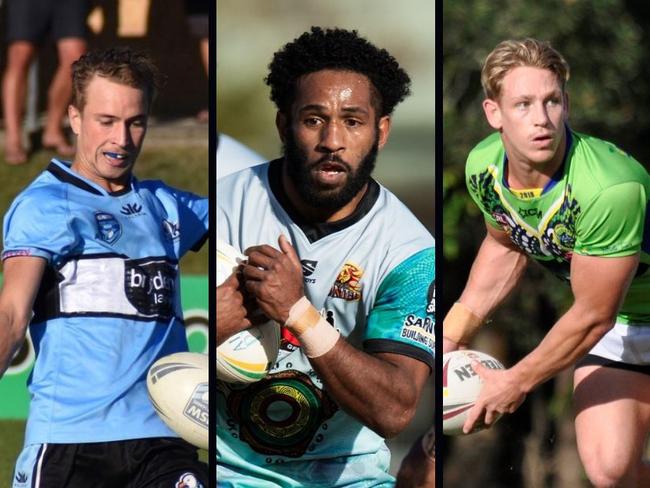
left=2, top=188, right=74, bottom=263
left=174, top=188, right=209, bottom=256
left=363, top=247, right=435, bottom=369
left=574, top=181, right=647, bottom=257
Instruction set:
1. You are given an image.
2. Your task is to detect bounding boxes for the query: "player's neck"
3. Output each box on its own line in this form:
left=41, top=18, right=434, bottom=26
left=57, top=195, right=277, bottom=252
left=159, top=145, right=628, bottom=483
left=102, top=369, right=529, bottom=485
left=281, top=164, right=367, bottom=223
left=505, top=131, right=567, bottom=190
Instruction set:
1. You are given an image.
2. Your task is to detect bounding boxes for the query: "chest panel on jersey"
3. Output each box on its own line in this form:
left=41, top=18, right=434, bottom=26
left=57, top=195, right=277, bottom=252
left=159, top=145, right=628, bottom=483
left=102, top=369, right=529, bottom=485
left=469, top=165, right=579, bottom=278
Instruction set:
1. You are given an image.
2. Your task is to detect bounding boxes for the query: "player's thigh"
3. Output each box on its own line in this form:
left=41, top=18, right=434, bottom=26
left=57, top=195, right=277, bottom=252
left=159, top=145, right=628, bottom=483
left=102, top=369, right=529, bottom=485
left=132, top=438, right=207, bottom=488
left=573, top=364, right=650, bottom=468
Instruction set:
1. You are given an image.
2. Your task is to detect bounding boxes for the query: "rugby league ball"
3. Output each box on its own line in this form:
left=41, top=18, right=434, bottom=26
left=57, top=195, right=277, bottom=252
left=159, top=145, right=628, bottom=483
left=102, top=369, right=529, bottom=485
left=442, top=349, right=505, bottom=435
left=147, top=352, right=208, bottom=449
left=216, top=239, right=280, bottom=384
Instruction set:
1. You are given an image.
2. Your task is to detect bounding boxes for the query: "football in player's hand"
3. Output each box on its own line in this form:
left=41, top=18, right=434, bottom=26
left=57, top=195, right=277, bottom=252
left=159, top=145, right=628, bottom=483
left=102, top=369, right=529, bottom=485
left=442, top=349, right=504, bottom=435
left=216, top=239, right=280, bottom=384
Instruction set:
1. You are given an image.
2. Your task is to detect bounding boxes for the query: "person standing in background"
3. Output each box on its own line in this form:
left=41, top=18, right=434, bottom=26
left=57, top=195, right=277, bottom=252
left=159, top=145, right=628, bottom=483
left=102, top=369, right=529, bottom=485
left=2, top=0, right=89, bottom=164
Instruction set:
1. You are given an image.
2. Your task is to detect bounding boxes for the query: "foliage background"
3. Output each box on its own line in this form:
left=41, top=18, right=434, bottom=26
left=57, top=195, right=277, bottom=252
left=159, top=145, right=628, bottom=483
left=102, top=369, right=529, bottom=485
left=443, top=0, right=650, bottom=486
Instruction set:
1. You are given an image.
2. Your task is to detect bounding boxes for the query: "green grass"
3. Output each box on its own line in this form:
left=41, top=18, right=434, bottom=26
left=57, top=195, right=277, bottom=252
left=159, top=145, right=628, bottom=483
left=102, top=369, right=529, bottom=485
left=0, top=420, right=24, bottom=485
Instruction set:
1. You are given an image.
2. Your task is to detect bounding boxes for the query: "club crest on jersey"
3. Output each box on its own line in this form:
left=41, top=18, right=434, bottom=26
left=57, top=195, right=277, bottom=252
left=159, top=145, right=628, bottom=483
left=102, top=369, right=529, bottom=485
left=163, top=219, right=180, bottom=240
left=95, top=212, right=121, bottom=244
left=175, top=472, right=203, bottom=488
left=183, top=382, right=208, bottom=429
left=328, top=262, right=363, bottom=301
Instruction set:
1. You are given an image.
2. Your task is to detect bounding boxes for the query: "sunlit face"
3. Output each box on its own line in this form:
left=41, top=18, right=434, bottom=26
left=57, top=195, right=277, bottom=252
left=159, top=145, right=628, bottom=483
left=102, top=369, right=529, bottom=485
left=483, top=66, right=568, bottom=169
left=69, top=75, right=149, bottom=192
left=278, top=69, right=390, bottom=210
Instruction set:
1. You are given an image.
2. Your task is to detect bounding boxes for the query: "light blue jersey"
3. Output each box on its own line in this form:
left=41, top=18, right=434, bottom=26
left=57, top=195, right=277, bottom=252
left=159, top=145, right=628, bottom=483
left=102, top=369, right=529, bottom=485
left=2, top=159, right=208, bottom=445
left=217, top=160, right=435, bottom=486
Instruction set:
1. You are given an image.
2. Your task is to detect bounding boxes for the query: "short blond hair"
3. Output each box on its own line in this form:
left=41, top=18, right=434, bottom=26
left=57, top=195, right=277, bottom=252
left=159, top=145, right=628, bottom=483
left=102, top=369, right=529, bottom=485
left=481, top=38, right=570, bottom=100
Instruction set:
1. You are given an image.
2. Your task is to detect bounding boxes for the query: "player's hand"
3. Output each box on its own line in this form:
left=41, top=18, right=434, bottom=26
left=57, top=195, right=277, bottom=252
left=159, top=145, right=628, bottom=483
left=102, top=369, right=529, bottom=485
left=216, top=273, right=252, bottom=345
left=443, top=336, right=461, bottom=354
left=242, top=235, right=304, bottom=324
left=462, top=363, right=526, bottom=434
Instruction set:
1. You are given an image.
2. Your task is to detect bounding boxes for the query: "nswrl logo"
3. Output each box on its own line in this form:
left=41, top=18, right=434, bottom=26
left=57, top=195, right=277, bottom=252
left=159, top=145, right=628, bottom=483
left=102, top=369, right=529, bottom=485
left=95, top=212, right=121, bottom=244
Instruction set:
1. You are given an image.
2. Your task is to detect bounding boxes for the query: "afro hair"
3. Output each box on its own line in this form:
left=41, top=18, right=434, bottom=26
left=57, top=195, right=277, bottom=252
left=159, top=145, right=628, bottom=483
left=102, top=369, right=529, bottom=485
left=266, top=26, right=411, bottom=117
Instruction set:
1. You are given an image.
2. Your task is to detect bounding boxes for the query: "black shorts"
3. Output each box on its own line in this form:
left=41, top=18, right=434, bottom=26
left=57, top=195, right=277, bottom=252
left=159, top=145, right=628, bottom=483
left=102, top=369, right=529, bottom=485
left=5, top=0, right=89, bottom=43
left=576, top=353, right=650, bottom=375
left=15, top=437, right=207, bottom=488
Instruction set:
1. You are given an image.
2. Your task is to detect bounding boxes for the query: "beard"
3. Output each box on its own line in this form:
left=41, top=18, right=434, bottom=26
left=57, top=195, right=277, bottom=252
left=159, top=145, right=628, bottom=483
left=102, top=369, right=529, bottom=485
left=283, top=129, right=379, bottom=212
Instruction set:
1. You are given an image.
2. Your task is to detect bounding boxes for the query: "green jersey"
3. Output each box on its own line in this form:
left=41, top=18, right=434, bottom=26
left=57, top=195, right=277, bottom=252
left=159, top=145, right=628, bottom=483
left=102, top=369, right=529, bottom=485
left=466, top=128, right=650, bottom=324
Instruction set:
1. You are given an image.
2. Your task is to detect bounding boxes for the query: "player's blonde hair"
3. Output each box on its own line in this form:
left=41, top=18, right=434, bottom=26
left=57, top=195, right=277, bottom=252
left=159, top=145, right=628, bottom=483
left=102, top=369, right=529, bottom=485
left=481, top=38, right=570, bottom=100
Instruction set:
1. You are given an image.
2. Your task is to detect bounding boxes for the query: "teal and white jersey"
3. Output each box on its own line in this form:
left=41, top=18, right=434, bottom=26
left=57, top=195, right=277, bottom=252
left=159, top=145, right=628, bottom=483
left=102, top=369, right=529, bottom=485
left=466, top=128, right=650, bottom=325
left=217, top=160, right=435, bottom=486
left=2, top=159, right=208, bottom=445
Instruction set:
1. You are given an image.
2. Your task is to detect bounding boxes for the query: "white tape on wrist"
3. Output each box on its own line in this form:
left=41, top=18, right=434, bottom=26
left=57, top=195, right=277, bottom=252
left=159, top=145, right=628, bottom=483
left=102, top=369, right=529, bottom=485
left=285, top=296, right=340, bottom=358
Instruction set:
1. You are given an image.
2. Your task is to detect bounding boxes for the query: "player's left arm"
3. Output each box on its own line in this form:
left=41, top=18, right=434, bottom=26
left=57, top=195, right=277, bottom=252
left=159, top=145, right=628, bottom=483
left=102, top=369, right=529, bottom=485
left=243, top=235, right=433, bottom=439
left=464, top=181, right=646, bottom=432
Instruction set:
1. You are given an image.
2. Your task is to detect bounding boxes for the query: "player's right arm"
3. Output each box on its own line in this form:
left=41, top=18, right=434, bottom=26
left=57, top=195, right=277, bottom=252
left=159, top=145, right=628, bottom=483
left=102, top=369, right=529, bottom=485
left=0, top=256, right=46, bottom=377
left=443, top=222, right=528, bottom=353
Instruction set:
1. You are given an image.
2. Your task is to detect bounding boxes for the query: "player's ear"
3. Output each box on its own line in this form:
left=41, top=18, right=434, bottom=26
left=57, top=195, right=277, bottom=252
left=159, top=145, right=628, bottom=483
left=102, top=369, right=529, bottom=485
left=483, top=98, right=502, bottom=130
left=377, top=115, right=391, bottom=149
left=276, top=112, right=288, bottom=143
left=68, top=104, right=82, bottom=136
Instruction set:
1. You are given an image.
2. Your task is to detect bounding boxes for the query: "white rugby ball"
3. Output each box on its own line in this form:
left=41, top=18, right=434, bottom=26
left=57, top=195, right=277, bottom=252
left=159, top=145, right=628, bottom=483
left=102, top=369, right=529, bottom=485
left=147, top=352, right=208, bottom=449
left=216, top=239, right=280, bottom=384
left=442, top=349, right=505, bottom=435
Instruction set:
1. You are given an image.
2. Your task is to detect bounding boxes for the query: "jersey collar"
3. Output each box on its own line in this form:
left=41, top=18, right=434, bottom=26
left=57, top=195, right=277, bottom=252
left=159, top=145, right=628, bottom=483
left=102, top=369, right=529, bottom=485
left=268, top=158, right=380, bottom=243
left=47, top=159, right=134, bottom=197
left=502, top=125, right=573, bottom=196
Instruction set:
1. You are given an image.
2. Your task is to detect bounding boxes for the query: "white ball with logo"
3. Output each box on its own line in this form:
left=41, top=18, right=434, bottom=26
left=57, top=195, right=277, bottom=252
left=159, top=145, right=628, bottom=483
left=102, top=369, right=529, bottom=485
left=442, top=349, right=505, bottom=435
left=216, top=239, right=280, bottom=384
left=146, top=352, right=208, bottom=449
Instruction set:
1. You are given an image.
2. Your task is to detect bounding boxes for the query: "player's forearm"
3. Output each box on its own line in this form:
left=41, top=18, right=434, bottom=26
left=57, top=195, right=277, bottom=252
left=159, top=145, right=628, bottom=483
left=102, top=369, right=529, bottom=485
left=510, top=304, right=613, bottom=393
left=0, top=309, right=28, bottom=378
left=458, top=232, right=528, bottom=319
left=310, top=341, right=424, bottom=439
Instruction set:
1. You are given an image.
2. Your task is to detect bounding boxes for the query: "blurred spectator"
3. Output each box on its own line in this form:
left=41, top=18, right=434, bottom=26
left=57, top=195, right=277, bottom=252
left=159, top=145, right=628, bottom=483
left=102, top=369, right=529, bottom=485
left=184, top=0, right=208, bottom=123
left=2, top=0, right=89, bottom=165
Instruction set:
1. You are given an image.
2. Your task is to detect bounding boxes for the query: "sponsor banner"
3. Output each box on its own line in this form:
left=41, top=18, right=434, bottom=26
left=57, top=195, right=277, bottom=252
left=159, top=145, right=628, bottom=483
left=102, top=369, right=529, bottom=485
left=0, top=274, right=208, bottom=419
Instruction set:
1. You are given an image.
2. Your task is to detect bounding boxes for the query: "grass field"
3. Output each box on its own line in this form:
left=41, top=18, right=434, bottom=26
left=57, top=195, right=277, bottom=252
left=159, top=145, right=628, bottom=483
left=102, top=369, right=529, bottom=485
left=0, top=123, right=208, bottom=483
left=0, top=421, right=24, bottom=485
